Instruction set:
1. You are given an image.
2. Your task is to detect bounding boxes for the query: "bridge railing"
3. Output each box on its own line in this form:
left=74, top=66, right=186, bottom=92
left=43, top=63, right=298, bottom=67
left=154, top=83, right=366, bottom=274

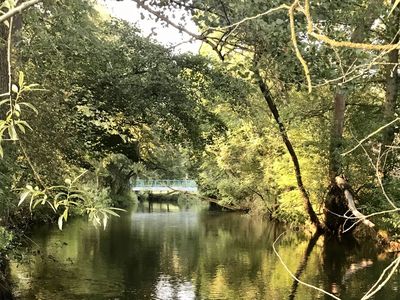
left=131, top=179, right=198, bottom=189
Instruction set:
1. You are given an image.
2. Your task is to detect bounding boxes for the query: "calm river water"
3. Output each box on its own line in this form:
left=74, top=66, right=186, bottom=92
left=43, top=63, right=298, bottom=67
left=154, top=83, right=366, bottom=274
left=10, top=201, right=399, bottom=299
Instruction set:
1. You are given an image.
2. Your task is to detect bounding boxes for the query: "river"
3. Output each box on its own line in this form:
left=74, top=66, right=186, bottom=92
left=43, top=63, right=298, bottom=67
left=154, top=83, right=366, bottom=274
left=10, top=201, right=399, bottom=299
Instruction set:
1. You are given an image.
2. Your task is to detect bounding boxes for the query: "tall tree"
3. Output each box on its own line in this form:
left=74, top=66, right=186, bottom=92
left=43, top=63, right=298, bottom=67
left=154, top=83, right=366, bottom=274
left=328, top=0, right=383, bottom=182
left=382, top=5, right=400, bottom=173
left=133, top=0, right=327, bottom=230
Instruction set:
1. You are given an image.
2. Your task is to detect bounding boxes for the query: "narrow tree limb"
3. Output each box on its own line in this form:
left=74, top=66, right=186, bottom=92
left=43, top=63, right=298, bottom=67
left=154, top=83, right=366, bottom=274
left=0, top=0, right=41, bottom=23
left=335, top=176, right=375, bottom=230
left=342, top=118, right=400, bottom=156
left=361, top=255, right=400, bottom=300
left=273, top=232, right=341, bottom=300
left=132, top=0, right=225, bottom=60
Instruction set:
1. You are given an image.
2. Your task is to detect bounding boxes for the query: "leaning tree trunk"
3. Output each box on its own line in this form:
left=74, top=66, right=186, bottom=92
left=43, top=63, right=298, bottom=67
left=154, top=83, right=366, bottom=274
left=254, top=67, right=324, bottom=232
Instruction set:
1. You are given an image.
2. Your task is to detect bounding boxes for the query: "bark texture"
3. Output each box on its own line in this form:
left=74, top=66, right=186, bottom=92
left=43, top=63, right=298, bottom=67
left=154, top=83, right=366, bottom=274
left=382, top=6, right=399, bottom=174
left=254, top=67, right=324, bottom=232
left=328, top=0, right=382, bottom=181
left=0, top=24, right=8, bottom=95
left=325, top=176, right=374, bottom=234
left=329, top=90, right=346, bottom=180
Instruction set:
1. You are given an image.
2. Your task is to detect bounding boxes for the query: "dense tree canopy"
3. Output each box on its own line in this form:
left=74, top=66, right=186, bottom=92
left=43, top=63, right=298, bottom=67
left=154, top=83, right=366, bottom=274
left=0, top=0, right=398, bottom=236
left=131, top=0, right=400, bottom=233
left=0, top=1, right=399, bottom=299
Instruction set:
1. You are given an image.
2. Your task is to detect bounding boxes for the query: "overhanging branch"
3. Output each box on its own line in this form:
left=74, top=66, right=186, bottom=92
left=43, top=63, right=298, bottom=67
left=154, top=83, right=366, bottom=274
left=132, top=0, right=225, bottom=60
left=0, top=0, right=41, bottom=23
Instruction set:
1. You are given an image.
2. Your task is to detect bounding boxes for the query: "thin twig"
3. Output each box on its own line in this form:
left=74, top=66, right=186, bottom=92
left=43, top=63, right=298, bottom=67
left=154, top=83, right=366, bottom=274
left=18, top=139, right=46, bottom=189
left=207, top=4, right=290, bottom=31
left=342, top=118, right=400, bottom=156
left=7, top=17, right=13, bottom=115
left=356, top=136, right=397, bottom=209
left=133, top=0, right=225, bottom=60
left=289, top=0, right=312, bottom=93
left=361, top=255, right=400, bottom=300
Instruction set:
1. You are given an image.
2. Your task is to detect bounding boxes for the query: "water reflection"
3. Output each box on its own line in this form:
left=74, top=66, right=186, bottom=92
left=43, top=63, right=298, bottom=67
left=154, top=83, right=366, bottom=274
left=10, top=201, right=399, bottom=299
left=153, top=275, right=195, bottom=300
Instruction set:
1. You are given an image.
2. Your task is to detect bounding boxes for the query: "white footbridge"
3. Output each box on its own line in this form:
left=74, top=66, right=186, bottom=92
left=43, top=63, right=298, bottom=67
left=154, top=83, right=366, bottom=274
left=131, top=179, right=198, bottom=193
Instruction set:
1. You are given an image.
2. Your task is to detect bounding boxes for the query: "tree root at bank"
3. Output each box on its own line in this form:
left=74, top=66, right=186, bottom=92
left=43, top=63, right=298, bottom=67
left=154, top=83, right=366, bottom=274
left=325, top=176, right=375, bottom=235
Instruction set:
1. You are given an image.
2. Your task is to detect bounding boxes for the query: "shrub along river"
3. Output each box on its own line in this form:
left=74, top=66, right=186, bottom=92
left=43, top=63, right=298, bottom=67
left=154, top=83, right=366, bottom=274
left=10, top=200, right=399, bottom=299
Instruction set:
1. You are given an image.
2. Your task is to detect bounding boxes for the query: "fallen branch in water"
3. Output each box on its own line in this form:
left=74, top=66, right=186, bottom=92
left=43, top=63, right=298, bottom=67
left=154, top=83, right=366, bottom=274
left=334, top=176, right=375, bottom=233
left=159, top=187, right=249, bottom=212
left=343, top=189, right=375, bottom=233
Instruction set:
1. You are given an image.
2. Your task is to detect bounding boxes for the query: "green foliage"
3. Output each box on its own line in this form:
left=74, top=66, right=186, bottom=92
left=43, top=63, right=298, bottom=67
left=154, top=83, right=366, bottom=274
left=0, top=0, right=399, bottom=234
left=141, top=0, right=400, bottom=230
left=17, top=172, right=125, bottom=230
left=0, top=226, right=13, bottom=252
left=0, top=0, right=239, bottom=230
left=0, top=71, right=39, bottom=158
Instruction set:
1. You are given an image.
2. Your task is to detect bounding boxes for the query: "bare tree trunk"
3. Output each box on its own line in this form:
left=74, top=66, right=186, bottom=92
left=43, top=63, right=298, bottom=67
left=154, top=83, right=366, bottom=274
left=329, top=90, right=346, bottom=180
left=254, top=67, right=324, bottom=232
left=328, top=0, right=381, bottom=182
left=326, top=0, right=381, bottom=234
left=0, top=24, right=8, bottom=95
left=383, top=50, right=399, bottom=146
left=382, top=6, right=399, bottom=174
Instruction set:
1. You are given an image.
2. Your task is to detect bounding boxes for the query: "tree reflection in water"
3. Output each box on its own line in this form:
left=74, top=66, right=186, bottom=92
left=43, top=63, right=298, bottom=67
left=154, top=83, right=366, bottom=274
left=9, top=203, right=399, bottom=299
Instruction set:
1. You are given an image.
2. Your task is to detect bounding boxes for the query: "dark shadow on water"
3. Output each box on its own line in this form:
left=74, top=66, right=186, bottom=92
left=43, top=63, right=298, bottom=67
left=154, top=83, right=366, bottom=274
left=321, top=234, right=368, bottom=299
left=288, top=232, right=387, bottom=300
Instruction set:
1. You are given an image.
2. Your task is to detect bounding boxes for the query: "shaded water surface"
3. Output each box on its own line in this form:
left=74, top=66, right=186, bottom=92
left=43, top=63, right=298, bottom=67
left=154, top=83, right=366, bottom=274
left=10, top=202, right=399, bottom=299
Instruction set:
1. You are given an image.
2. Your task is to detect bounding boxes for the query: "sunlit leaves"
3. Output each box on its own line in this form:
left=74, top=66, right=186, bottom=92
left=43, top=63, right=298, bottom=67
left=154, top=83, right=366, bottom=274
left=18, top=172, right=125, bottom=230
left=0, top=71, right=39, bottom=158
